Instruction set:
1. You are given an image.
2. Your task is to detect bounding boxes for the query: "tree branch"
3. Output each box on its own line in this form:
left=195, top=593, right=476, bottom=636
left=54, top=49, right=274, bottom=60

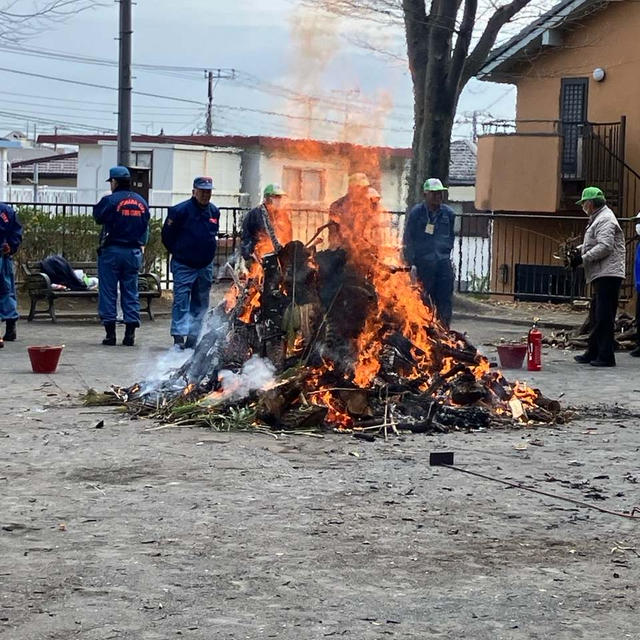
left=447, top=0, right=478, bottom=95
left=461, top=0, right=537, bottom=84
left=0, top=0, right=107, bottom=42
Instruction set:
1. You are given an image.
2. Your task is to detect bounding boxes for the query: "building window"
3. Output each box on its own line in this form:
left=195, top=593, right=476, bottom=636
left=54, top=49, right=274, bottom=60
left=131, top=150, right=153, bottom=187
left=282, top=167, right=325, bottom=203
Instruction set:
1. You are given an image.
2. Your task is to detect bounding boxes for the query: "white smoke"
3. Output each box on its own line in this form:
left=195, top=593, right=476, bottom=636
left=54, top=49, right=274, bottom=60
left=212, top=355, right=276, bottom=403
left=136, top=347, right=192, bottom=395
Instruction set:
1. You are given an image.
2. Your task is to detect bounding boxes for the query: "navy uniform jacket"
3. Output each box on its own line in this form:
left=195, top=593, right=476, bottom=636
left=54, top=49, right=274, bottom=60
left=161, top=197, right=219, bottom=269
left=0, top=204, right=22, bottom=255
left=403, top=202, right=455, bottom=267
left=93, top=188, right=150, bottom=248
left=240, top=205, right=293, bottom=259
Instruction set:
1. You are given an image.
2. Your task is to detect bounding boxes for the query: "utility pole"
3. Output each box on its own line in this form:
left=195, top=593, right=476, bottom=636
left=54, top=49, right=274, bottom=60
left=303, top=98, right=316, bottom=139
left=117, top=0, right=132, bottom=166
left=331, top=89, right=360, bottom=142
left=472, top=110, right=479, bottom=143
left=204, top=68, right=236, bottom=135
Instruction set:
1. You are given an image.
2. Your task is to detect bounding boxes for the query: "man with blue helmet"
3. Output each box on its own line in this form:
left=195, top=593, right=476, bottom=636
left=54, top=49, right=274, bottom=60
left=0, top=202, right=22, bottom=346
left=162, top=176, right=219, bottom=350
left=93, top=166, right=150, bottom=346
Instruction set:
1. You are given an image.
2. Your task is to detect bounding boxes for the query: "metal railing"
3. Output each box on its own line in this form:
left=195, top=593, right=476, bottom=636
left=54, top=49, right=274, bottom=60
left=480, top=119, right=561, bottom=136
left=8, top=201, right=634, bottom=302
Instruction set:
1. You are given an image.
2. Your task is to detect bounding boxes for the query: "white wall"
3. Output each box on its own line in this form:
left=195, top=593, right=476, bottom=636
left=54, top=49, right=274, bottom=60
left=76, top=142, right=244, bottom=208
left=449, top=185, right=475, bottom=203
left=241, top=149, right=261, bottom=207
left=77, top=144, right=106, bottom=203
left=380, top=157, right=410, bottom=212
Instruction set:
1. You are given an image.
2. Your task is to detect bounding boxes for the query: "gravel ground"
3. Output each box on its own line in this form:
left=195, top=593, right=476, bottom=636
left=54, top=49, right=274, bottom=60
left=1, top=315, right=639, bottom=639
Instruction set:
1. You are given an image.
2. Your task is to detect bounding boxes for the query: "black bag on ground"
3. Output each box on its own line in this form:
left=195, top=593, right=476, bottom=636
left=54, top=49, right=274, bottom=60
left=40, top=254, right=88, bottom=291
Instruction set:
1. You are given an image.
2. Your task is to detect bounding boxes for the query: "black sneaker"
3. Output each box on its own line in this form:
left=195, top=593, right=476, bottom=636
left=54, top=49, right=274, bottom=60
left=574, top=353, right=592, bottom=364
left=630, top=346, right=640, bottom=358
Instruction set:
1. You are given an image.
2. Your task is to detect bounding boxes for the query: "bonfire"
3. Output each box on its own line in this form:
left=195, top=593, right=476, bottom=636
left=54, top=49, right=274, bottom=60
left=109, top=187, right=565, bottom=436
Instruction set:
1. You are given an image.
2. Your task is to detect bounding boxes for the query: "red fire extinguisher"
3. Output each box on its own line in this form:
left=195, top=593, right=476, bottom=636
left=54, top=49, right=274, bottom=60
left=527, top=319, right=542, bottom=371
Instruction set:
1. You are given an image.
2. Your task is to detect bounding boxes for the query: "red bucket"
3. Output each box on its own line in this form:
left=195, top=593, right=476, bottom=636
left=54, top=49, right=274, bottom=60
left=27, top=345, right=64, bottom=374
left=496, top=343, right=527, bottom=369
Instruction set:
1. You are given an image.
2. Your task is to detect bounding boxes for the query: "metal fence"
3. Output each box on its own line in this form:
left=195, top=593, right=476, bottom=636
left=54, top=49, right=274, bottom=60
left=8, top=201, right=633, bottom=301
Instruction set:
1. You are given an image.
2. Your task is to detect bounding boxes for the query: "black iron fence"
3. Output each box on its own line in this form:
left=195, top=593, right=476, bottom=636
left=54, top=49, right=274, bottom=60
left=7, top=201, right=635, bottom=302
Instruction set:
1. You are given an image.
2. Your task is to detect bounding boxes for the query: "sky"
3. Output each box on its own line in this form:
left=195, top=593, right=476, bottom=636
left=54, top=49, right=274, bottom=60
left=0, top=0, right=520, bottom=148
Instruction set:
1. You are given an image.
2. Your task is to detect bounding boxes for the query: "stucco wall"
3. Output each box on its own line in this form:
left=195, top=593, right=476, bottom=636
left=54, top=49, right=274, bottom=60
left=475, top=134, right=562, bottom=212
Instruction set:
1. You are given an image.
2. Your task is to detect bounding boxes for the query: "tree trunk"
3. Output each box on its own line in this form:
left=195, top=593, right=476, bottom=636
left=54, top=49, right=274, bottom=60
left=409, top=86, right=457, bottom=206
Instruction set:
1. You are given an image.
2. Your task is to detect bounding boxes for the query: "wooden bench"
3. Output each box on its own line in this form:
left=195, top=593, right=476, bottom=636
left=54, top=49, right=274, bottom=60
left=23, top=260, right=162, bottom=322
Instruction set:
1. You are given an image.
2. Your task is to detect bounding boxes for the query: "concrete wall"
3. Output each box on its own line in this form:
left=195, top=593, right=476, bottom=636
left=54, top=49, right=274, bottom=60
left=475, top=134, right=562, bottom=212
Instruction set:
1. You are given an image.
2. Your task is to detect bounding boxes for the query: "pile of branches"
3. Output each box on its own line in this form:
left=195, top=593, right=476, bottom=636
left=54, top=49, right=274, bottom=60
left=543, top=312, right=636, bottom=351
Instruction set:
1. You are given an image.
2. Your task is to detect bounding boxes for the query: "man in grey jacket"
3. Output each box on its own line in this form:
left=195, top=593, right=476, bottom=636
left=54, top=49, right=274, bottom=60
left=571, top=187, right=626, bottom=367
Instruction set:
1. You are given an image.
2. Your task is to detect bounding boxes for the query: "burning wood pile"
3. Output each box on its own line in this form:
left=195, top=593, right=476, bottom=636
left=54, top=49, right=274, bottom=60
left=114, top=191, right=565, bottom=435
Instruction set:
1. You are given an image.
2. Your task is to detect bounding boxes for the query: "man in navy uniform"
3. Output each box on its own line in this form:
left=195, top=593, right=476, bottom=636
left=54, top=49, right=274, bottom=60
left=403, top=178, right=456, bottom=327
left=162, top=176, right=219, bottom=350
left=0, top=202, right=22, bottom=346
left=93, top=166, right=150, bottom=346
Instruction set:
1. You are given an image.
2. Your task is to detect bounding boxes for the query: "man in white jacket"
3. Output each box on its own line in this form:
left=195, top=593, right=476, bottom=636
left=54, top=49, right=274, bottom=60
left=571, top=186, right=626, bottom=367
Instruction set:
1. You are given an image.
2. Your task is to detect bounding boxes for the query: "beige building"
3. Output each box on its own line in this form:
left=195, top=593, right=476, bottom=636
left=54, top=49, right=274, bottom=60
left=475, top=0, right=639, bottom=302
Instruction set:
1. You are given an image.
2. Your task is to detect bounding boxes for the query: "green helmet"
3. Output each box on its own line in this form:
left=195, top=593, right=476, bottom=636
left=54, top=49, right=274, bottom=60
left=423, top=177, right=447, bottom=192
left=264, top=183, right=286, bottom=198
left=576, top=186, right=605, bottom=205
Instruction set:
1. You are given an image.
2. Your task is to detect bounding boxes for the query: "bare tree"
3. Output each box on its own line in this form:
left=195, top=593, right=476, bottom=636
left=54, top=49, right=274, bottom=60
left=307, top=0, right=551, bottom=204
left=0, top=0, right=105, bottom=41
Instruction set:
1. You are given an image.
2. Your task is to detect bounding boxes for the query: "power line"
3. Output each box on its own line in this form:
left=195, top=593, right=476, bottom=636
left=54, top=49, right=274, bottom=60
left=0, top=43, right=413, bottom=115
left=0, top=66, right=413, bottom=134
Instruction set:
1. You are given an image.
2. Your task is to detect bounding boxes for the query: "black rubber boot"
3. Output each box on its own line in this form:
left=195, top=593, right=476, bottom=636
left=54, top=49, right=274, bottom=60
left=185, top=335, right=197, bottom=349
left=3, top=319, right=16, bottom=342
left=173, top=335, right=185, bottom=350
left=102, top=322, right=116, bottom=346
left=122, top=323, right=136, bottom=347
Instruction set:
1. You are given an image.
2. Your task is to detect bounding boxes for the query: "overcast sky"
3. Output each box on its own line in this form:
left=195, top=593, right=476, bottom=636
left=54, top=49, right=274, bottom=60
left=1, top=0, right=517, bottom=148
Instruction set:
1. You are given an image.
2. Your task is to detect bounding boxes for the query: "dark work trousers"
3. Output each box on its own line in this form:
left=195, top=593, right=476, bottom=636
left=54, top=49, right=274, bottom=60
left=417, top=259, right=455, bottom=327
left=586, top=276, right=622, bottom=365
left=636, top=292, right=640, bottom=344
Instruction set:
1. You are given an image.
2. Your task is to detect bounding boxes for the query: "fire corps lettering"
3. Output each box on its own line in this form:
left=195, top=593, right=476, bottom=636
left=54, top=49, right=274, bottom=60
left=117, top=198, right=145, bottom=217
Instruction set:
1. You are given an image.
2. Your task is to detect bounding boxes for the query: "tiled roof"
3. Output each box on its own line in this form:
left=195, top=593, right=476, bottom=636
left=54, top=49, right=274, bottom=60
left=449, top=139, right=477, bottom=185
left=11, top=152, right=78, bottom=176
